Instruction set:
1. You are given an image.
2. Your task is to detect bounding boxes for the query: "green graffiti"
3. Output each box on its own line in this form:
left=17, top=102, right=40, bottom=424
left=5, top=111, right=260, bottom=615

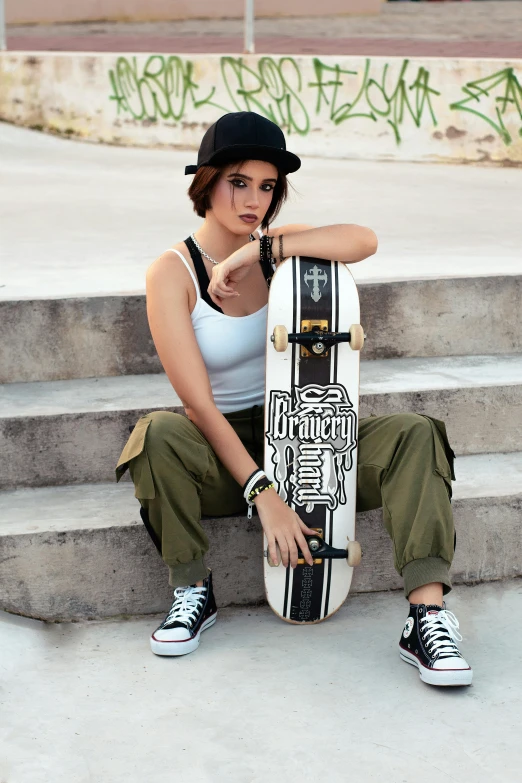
left=309, top=60, right=361, bottom=121
left=107, top=55, right=520, bottom=148
left=108, top=55, right=228, bottom=121
left=450, top=68, right=522, bottom=145
left=220, top=56, right=310, bottom=135
left=309, top=58, right=440, bottom=142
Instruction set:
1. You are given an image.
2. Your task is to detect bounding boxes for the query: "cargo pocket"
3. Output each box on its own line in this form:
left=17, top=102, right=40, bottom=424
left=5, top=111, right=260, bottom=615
left=173, top=430, right=211, bottom=485
left=115, top=415, right=156, bottom=500
left=420, top=415, right=456, bottom=498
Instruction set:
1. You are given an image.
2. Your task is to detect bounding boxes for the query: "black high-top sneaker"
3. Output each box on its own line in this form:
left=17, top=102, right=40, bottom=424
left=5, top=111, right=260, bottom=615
left=150, top=571, right=217, bottom=656
left=399, top=603, right=473, bottom=686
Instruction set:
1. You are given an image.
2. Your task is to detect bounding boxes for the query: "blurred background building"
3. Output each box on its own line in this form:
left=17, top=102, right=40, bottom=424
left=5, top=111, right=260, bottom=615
left=5, top=0, right=385, bottom=25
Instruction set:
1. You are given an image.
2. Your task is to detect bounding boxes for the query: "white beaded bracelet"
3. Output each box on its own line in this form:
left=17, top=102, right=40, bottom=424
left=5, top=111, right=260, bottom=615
left=243, top=469, right=266, bottom=502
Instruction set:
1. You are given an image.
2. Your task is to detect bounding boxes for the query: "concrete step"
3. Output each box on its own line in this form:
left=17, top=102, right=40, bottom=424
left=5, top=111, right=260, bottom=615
left=1, top=274, right=521, bottom=383
left=1, top=354, right=521, bottom=490
left=1, top=452, right=521, bottom=621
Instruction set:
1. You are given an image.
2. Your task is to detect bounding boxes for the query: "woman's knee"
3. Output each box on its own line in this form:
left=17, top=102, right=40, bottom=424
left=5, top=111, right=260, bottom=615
left=144, top=411, right=190, bottom=453
left=393, top=413, right=433, bottom=441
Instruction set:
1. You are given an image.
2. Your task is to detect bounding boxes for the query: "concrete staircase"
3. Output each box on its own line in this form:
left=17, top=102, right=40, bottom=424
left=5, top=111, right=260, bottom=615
left=1, top=274, right=521, bottom=621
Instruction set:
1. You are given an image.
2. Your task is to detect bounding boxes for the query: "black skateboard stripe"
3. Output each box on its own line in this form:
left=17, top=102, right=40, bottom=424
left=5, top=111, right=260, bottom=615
left=282, top=256, right=299, bottom=619
left=288, top=257, right=333, bottom=623
left=323, top=262, right=339, bottom=618
left=334, top=261, right=339, bottom=379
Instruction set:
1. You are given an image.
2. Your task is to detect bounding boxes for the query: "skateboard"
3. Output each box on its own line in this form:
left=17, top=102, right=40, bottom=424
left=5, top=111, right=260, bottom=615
left=263, top=256, right=364, bottom=624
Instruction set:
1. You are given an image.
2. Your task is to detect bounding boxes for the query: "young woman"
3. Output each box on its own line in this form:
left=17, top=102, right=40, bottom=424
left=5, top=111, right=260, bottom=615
left=116, top=111, right=473, bottom=687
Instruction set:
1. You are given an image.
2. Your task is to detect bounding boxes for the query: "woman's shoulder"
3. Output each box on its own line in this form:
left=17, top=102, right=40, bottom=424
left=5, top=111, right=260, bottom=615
left=147, top=240, right=191, bottom=278
left=146, top=240, right=196, bottom=307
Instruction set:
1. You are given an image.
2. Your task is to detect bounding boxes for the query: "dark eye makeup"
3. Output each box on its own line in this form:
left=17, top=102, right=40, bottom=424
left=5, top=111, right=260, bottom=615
left=229, top=177, right=274, bottom=192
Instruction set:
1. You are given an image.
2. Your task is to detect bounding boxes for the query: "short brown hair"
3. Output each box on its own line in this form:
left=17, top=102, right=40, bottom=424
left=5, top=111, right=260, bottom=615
left=187, top=161, right=289, bottom=231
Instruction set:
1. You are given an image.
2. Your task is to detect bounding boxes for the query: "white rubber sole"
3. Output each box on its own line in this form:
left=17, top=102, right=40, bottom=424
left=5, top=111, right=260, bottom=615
left=150, top=613, right=217, bottom=657
left=400, top=648, right=473, bottom=687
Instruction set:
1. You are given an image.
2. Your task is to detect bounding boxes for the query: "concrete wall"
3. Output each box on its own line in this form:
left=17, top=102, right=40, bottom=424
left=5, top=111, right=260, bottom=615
left=2, top=494, right=522, bottom=621
left=0, top=52, right=521, bottom=165
left=2, top=278, right=521, bottom=384
left=6, top=0, right=384, bottom=24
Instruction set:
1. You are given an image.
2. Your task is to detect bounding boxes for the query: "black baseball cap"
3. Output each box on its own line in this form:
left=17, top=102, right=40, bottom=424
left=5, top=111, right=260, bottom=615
left=185, top=111, right=301, bottom=176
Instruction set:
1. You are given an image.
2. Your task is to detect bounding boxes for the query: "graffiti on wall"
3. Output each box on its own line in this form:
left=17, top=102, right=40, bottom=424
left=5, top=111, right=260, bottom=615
left=108, top=55, right=229, bottom=120
left=450, top=68, right=522, bottom=146
left=308, top=58, right=439, bottom=143
left=108, top=55, right=522, bottom=147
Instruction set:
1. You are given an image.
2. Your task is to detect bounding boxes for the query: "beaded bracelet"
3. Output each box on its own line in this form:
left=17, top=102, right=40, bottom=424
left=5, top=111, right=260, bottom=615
left=247, top=475, right=271, bottom=500
left=246, top=478, right=275, bottom=519
left=243, top=469, right=264, bottom=497
left=279, top=234, right=284, bottom=263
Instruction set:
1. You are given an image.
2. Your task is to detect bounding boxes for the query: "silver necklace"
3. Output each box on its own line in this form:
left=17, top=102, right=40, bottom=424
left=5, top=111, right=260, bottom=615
left=191, top=233, right=256, bottom=266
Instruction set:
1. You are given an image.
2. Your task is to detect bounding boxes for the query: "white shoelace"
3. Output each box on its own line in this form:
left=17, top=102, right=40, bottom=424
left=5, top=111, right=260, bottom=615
left=420, top=609, right=464, bottom=660
left=163, top=585, right=207, bottom=628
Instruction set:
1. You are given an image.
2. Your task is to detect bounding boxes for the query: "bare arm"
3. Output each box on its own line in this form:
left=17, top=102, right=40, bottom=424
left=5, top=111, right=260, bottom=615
left=270, top=223, right=378, bottom=265
left=146, top=253, right=261, bottom=489
left=207, top=223, right=377, bottom=306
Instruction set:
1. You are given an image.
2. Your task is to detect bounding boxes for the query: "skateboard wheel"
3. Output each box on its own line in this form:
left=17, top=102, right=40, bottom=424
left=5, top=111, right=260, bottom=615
left=347, top=540, right=362, bottom=567
left=349, top=324, right=364, bottom=351
left=272, top=325, right=288, bottom=352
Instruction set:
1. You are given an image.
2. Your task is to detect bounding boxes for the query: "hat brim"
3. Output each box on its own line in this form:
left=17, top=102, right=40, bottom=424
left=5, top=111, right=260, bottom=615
left=185, top=144, right=301, bottom=176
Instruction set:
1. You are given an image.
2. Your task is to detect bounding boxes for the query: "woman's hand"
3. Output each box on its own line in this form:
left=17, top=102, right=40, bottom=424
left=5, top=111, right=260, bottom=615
left=254, top=489, right=318, bottom=568
left=208, top=240, right=259, bottom=306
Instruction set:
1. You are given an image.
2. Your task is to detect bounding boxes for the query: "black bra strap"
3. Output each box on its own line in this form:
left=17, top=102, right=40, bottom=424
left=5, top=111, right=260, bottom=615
left=184, top=236, right=223, bottom=313
left=184, top=234, right=272, bottom=312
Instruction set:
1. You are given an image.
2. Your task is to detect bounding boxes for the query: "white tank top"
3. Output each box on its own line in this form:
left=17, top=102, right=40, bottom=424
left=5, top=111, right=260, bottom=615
left=165, top=247, right=267, bottom=414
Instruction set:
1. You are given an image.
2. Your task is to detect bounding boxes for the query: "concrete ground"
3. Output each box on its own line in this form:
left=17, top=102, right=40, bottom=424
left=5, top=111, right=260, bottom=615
left=1, top=121, right=521, bottom=300
left=6, top=1, right=522, bottom=57
left=1, top=580, right=521, bottom=783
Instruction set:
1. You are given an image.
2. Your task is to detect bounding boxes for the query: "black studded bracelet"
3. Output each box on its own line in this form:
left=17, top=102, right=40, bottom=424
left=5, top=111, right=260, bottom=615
left=259, top=234, right=275, bottom=287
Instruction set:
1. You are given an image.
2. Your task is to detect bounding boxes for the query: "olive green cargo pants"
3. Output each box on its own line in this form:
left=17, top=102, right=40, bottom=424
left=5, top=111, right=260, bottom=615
left=115, top=406, right=456, bottom=599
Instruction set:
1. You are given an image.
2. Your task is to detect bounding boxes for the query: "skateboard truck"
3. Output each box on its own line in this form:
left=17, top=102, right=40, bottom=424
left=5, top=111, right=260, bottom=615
left=298, top=533, right=347, bottom=564
left=266, top=529, right=362, bottom=568
left=271, top=321, right=365, bottom=357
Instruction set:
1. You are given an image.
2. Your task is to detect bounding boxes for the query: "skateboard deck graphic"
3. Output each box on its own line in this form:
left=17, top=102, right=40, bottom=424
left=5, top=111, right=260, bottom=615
left=263, top=256, right=363, bottom=624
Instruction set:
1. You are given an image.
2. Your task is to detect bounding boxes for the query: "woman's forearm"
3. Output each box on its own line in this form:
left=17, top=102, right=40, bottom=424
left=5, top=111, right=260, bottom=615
left=188, top=404, right=262, bottom=489
left=278, top=224, right=378, bottom=264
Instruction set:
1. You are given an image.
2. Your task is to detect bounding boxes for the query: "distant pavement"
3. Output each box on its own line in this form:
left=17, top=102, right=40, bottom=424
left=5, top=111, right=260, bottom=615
left=5, top=2, right=522, bottom=58
left=1, top=121, right=521, bottom=299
